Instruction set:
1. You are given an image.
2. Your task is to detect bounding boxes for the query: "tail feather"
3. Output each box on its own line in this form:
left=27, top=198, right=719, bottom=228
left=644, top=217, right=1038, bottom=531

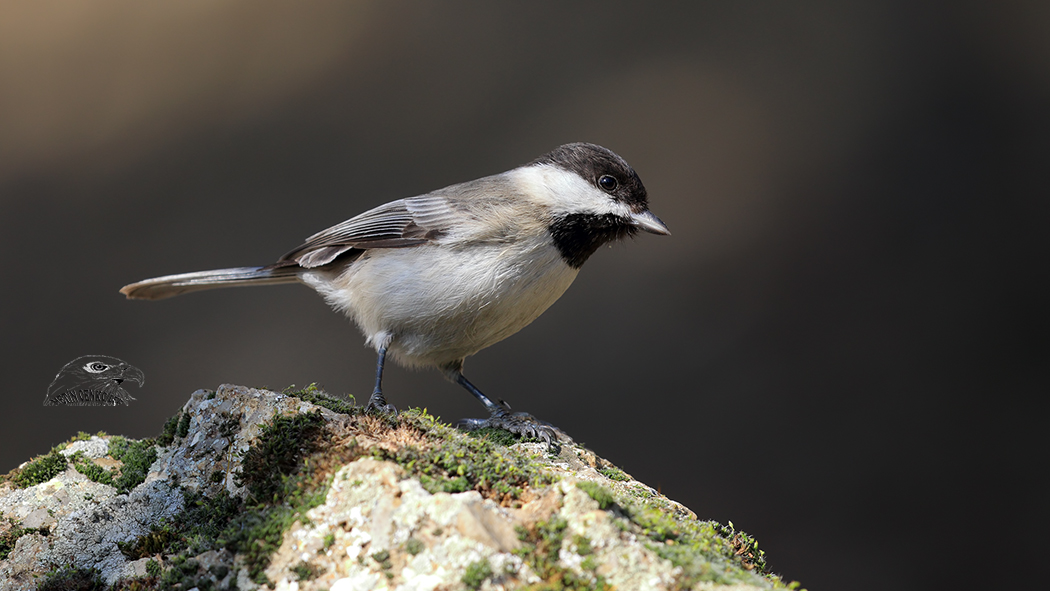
left=119, top=266, right=300, bottom=300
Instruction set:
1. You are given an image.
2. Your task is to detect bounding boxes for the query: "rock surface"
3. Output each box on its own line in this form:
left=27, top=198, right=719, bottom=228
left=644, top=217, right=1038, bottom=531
left=0, top=385, right=796, bottom=591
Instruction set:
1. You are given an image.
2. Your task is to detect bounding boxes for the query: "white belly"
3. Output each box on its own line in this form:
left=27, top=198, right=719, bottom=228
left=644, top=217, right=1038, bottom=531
left=300, top=236, right=578, bottom=368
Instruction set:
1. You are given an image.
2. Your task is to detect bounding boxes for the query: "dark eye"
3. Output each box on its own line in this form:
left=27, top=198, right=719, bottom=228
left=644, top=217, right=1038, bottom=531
left=598, top=175, right=618, bottom=192
left=85, top=362, right=108, bottom=373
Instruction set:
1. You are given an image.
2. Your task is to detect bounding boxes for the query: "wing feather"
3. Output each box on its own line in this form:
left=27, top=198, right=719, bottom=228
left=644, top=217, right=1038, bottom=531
left=277, top=197, right=456, bottom=268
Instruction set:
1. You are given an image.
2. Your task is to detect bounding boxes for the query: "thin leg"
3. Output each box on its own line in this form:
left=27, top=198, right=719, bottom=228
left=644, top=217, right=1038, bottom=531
left=374, top=344, right=387, bottom=396
left=455, top=372, right=509, bottom=415
left=365, top=344, right=396, bottom=414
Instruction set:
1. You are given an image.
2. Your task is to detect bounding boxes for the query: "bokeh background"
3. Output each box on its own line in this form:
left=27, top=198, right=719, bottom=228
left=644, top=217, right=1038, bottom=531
left=2, top=2, right=1046, bottom=590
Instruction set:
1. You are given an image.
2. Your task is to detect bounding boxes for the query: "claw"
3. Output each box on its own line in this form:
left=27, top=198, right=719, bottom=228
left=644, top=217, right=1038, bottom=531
left=364, top=391, right=397, bottom=415
left=456, top=411, right=569, bottom=448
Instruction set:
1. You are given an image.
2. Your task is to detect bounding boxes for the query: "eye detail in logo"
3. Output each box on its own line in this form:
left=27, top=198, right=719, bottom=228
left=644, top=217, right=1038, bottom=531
left=85, top=361, right=111, bottom=373
left=44, top=355, right=144, bottom=407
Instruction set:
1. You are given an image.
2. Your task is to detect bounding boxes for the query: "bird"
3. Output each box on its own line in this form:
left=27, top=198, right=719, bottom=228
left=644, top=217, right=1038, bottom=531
left=45, top=355, right=144, bottom=406
left=120, top=143, right=668, bottom=441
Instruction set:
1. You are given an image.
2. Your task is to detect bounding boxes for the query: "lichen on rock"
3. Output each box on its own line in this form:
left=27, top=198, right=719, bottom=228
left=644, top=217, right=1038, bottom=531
left=0, top=384, right=803, bottom=591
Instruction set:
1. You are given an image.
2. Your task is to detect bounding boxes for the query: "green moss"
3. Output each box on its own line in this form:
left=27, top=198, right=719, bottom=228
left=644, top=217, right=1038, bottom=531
left=220, top=410, right=336, bottom=582
left=573, top=477, right=782, bottom=588
left=236, top=411, right=328, bottom=503
left=110, top=577, right=160, bottom=591
left=572, top=534, right=593, bottom=556
left=637, top=511, right=773, bottom=587
left=10, top=402, right=381, bottom=589
left=598, top=466, right=629, bottom=481
left=177, top=411, right=192, bottom=438
left=125, top=531, right=228, bottom=591
left=120, top=487, right=242, bottom=573
left=371, top=549, right=393, bottom=570
left=124, top=409, right=344, bottom=587
left=108, top=437, right=159, bottom=494
left=627, top=503, right=680, bottom=542
left=118, top=522, right=179, bottom=560
left=157, top=411, right=181, bottom=447
left=36, top=566, right=105, bottom=591
left=0, top=530, right=18, bottom=561
left=372, top=408, right=551, bottom=499
left=158, top=555, right=205, bottom=589
left=25, top=435, right=159, bottom=494
left=223, top=481, right=331, bottom=583
left=14, top=449, right=68, bottom=487
left=462, top=558, right=493, bottom=589
left=404, top=537, right=425, bottom=555
left=628, top=485, right=656, bottom=500
left=466, top=426, right=521, bottom=446
left=183, top=490, right=242, bottom=553
left=514, top=517, right=611, bottom=590
left=284, top=383, right=358, bottom=415
left=291, top=561, right=322, bottom=581
left=126, top=511, right=238, bottom=590
left=5, top=432, right=131, bottom=488
left=145, top=559, right=162, bottom=578
left=576, top=481, right=617, bottom=510
left=715, top=521, right=768, bottom=573
left=70, top=451, right=116, bottom=486
left=0, top=518, right=46, bottom=561
left=73, top=462, right=114, bottom=486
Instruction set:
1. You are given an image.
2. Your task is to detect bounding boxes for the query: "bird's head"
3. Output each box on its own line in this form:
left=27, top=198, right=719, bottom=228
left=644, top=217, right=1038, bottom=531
left=522, top=143, right=670, bottom=268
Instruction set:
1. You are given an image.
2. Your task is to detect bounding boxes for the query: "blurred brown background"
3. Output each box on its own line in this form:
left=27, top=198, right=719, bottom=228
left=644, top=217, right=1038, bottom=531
left=2, top=2, right=1046, bottom=590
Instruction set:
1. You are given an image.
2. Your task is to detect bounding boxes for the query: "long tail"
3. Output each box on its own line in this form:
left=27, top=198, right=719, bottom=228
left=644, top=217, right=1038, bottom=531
left=119, top=266, right=300, bottom=300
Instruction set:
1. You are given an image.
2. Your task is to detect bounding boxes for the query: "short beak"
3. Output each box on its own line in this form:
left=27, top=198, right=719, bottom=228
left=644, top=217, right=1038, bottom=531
left=630, top=209, right=671, bottom=235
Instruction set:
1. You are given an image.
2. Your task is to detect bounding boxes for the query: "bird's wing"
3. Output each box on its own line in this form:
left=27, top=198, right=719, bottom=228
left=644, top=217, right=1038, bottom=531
left=277, top=195, right=461, bottom=269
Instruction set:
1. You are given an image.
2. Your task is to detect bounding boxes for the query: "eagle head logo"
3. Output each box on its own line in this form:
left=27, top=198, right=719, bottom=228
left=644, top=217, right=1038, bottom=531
left=44, top=355, right=144, bottom=406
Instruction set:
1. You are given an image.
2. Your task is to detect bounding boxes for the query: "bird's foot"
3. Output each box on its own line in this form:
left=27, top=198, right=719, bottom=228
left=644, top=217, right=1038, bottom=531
left=364, top=392, right=397, bottom=415
left=456, top=411, right=570, bottom=447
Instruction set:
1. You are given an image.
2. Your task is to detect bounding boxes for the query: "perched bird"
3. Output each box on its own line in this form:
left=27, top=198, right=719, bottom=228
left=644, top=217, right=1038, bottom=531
left=121, top=143, right=668, bottom=440
left=45, top=355, right=144, bottom=406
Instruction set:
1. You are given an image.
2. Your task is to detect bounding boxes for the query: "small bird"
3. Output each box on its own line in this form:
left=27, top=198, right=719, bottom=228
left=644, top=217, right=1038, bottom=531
left=45, top=355, right=144, bottom=406
left=121, top=143, right=668, bottom=440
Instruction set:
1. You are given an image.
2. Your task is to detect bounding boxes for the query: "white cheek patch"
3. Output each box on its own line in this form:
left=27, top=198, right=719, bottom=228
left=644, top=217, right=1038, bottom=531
left=511, top=165, right=630, bottom=219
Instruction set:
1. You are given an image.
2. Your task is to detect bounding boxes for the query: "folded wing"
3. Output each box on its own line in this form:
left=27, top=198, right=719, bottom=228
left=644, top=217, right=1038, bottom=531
left=279, top=195, right=459, bottom=268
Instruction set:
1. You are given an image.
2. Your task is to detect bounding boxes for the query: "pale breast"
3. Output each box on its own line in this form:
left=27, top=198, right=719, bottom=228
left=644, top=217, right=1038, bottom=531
left=300, top=235, right=578, bottom=368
